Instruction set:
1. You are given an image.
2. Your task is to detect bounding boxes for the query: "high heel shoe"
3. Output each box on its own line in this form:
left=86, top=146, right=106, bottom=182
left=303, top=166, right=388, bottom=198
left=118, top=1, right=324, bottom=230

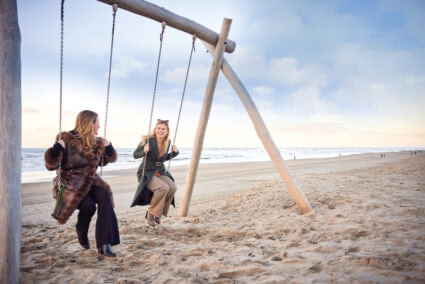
left=154, top=216, right=161, bottom=224
left=77, top=233, right=90, bottom=250
left=98, top=244, right=116, bottom=257
left=147, top=212, right=156, bottom=226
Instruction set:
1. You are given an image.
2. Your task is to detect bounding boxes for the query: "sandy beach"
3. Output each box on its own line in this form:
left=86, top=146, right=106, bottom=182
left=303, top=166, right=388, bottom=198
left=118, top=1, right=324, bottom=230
left=20, top=152, right=425, bottom=283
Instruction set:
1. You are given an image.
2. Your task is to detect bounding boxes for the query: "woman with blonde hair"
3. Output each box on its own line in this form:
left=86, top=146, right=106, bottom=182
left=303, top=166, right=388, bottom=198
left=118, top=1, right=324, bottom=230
left=131, top=119, right=179, bottom=226
left=44, top=110, right=120, bottom=257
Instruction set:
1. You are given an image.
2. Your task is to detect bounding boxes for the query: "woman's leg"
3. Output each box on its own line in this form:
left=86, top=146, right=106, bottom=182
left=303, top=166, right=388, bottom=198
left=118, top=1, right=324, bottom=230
left=76, top=193, right=96, bottom=248
left=158, top=176, right=177, bottom=217
left=146, top=176, right=169, bottom=217
left=90, top=185, right=120, bottom=248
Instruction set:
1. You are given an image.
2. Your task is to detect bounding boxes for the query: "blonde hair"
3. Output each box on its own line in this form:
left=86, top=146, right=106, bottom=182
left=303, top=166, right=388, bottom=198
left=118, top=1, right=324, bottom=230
left=142, top=119, right=170, bottom=155
left=75, top=110, right=98, bottom=150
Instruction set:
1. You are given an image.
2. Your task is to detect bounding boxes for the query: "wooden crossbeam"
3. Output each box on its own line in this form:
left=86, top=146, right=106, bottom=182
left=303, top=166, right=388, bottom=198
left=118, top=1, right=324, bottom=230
left=97, top=0, right=236, bottom=53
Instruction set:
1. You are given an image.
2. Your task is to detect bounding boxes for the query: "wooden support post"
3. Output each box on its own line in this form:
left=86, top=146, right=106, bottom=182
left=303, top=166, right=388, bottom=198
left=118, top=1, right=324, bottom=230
left=179, top=18, right=232, bottom=217
left=97, top=0, right=236, bottom=53
left=0, top=0, right=22, bottom=283
left=203, top=41, right=312, bottom=214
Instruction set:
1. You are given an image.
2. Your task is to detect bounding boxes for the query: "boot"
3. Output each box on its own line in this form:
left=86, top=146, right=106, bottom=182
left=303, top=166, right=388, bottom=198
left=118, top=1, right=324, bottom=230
left=98, top=244, right=116, bottom=257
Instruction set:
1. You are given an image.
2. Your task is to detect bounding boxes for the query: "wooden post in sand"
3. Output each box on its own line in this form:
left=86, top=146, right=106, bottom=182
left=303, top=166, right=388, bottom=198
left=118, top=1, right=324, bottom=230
left=202, top=42, right=311, bottom=214
left=179, top=18, right=232, bottom=217
left=97, top=0, right=236, bottom=53
left=0, top=0, right=22, bottom=283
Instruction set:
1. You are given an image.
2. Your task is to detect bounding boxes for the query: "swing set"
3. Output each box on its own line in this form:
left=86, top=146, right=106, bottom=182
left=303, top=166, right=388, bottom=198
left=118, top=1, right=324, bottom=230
left=0, top=1, right=311, bottom=281
left=58, top=0, right=313, bottom=217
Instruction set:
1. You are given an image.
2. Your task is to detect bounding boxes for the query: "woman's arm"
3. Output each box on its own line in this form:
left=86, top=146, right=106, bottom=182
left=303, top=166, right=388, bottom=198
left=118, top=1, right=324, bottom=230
left=165, top=150, right=179, bottom=161
left=165, top=144, right=179, bottom=161
left=100, top=142, right=118, bottom=166
left=133, top=141, right=146, bottom=159
left=44, top=136, right=65, bottom=171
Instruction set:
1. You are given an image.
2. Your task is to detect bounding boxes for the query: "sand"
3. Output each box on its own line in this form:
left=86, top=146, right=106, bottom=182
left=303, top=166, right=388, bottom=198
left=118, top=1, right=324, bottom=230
left=20, top=152, right=425, bottom=283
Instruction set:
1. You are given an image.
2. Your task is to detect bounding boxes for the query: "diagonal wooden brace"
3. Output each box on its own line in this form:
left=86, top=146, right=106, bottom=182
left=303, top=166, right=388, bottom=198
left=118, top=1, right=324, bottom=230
left=202, top=41, right=312, bottom=214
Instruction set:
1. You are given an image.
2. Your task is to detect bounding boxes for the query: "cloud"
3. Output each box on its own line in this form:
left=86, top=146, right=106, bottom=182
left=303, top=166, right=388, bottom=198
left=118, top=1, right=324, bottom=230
left=276, top=121, right=347, bottom=135
left=162, top=68, right=186, bottom=84
left=162, top=65, right=209, bottom=85
left=405, top=74, right=425, bottom=85
left=286, top=87, right=328, bottom=114
left=227, top=45, right=267, bottom=80
left=252, top=86, right=274, bottom=96
left=23, top=107, right=40, bottom=114
left=250, top=9, right=303, bottom=38
left=268, top=57, right=328, bottom=88
left=110, top=56, right=145, bottom=78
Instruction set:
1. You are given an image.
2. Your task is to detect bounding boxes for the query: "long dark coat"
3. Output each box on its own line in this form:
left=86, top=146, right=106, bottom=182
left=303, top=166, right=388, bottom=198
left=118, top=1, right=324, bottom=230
left=44, top=130, right=117, bottom=224
left=131, top=136, right=179, bottom=207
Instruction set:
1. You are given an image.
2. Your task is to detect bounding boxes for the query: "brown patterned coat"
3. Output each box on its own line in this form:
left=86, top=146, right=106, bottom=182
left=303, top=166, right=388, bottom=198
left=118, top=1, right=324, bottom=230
left=44, top=131, right=117, bottom=224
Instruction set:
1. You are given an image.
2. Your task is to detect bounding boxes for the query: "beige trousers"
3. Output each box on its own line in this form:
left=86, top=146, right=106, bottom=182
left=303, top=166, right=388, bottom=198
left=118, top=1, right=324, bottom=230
left=147, top=175, right=177, bottom=217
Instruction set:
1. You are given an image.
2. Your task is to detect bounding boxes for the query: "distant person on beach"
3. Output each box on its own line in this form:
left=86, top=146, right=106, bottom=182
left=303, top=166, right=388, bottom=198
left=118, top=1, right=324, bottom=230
left=131, top=119, right=180, bottom=226
left=44, top=110, right=120, bottom=257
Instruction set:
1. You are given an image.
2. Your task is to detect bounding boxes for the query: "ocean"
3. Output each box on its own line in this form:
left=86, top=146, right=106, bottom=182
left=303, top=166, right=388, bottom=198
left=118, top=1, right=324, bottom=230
left=22, top=147, right=422, bottom=183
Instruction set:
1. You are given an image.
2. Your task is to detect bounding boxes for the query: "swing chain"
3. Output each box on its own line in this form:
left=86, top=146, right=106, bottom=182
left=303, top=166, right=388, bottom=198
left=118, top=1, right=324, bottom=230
left=57, top=0, right=65, bottom=191
left=160, top=22, right=166, bottom=41
left=167, top=35, right=197, bottom=172
left=141, top=22, right=167, bottom=179
left=100, top=3, right=118, bottom=176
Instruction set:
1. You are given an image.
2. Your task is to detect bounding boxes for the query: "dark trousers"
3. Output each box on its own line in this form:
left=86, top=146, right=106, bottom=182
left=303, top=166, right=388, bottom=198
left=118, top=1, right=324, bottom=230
left=76, top=185, right=120, bottom=248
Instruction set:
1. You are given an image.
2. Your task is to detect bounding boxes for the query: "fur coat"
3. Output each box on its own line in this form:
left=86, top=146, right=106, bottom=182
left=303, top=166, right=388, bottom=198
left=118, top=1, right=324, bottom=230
left=44, top=131, right=117, bottom=224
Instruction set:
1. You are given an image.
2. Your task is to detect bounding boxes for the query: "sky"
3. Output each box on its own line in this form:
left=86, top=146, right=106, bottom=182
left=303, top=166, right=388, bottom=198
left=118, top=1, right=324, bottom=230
left=17, top=0, right=425, bottom=148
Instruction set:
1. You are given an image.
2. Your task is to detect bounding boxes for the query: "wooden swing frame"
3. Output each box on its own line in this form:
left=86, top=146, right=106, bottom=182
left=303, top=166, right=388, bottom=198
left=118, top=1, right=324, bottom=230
left=97, top=0, right=311, bottom=216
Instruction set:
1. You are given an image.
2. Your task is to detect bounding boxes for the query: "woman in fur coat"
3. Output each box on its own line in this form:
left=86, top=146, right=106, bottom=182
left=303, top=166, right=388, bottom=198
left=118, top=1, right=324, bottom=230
left=131, top=119, right=179, bottom=226
left=44, top=110, right=120, bottom=257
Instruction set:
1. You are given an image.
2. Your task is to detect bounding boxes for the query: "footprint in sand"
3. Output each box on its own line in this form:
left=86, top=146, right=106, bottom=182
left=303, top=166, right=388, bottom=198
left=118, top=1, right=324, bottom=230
left=286, top=241, right=300, bottom=248
left=182, top=248, right=206, bottom=257
left=349, top=230, right=369, bottom=240
left=313, top=246, right=340, bottom=254
left=346, top=246, right=360, bottom=254
left=34, top=255, right=55, bottom=266
left=271, top=255, right=283, bottom=261
left=309, top=263, right=324, bottom=273
left=128, top=244, right=144, bottom=250
left=218, top=267, right=267, bottom=279
left=199, top=262, right=212, bottom=272
left=141, top=239, right=164, bottom=247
